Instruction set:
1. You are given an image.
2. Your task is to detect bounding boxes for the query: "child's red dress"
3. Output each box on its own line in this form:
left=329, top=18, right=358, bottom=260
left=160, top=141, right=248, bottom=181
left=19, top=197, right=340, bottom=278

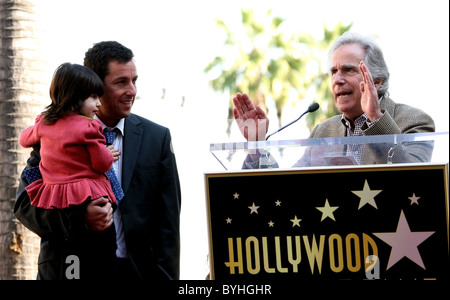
left=19, top=113, right=117, bottom=209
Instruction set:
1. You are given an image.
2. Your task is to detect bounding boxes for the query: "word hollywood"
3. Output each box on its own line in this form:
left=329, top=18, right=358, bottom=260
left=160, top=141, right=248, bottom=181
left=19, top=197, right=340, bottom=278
left=225, top=233, right=378, bottom=276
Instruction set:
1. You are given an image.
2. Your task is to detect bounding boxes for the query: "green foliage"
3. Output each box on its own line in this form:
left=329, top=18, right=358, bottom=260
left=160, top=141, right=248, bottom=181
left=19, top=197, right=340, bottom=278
left=204, top=9, right=352, bottom=134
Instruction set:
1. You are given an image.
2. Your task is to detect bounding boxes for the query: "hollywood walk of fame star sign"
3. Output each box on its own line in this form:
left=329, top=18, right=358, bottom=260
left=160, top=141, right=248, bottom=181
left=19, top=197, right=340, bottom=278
left=205, top=164, right=448, bottom=280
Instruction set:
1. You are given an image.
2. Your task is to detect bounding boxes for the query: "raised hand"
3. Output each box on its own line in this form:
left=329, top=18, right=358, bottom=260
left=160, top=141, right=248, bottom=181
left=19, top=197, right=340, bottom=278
left=233, top=92, right=269, bottom=141
left=359, top=61, right=383, bottom=122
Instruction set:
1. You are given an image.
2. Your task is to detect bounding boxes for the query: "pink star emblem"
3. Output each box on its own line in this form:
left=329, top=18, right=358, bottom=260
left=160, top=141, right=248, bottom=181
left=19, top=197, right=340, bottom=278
left=373, top=210, right=435, bottom=270
left=408, top=193, right=421, bottom=205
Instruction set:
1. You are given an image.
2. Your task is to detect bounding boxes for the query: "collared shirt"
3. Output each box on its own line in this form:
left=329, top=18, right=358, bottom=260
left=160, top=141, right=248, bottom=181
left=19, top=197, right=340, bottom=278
left=95, top=116, right=127, bottom=258
left=340, top=97, right=384, bottom=164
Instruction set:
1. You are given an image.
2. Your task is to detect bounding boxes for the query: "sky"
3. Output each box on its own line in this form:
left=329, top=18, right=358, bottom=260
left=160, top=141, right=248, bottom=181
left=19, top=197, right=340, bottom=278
left=33, top=0, right=449, bottom=279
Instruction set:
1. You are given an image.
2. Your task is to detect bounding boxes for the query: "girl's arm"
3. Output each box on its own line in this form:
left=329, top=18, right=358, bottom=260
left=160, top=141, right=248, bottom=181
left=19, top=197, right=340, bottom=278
left=19, top=115, right=42, bottom=148
left=84, top=120, right=115, bottom=173
left=19, top=126, right=39, bottom=148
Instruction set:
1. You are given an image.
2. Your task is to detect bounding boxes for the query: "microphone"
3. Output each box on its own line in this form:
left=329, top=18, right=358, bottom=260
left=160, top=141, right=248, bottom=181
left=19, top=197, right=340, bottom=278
left=265, top=102, right=319, bottom=141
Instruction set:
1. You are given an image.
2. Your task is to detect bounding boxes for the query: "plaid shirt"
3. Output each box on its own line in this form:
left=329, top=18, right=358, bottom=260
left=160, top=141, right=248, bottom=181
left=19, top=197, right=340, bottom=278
left=341, top=97, right=384, bottom=164
left=341, top=114, right=366, bottom=164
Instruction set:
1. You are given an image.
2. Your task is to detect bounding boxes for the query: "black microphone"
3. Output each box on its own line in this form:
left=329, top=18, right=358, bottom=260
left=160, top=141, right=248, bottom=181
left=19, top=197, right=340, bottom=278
left=265, top=102, right=319, bottom=141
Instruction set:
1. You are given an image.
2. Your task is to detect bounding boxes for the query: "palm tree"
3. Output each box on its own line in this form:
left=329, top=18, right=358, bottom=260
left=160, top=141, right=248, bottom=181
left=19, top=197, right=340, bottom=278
left=205, top=9, right=311, bottom=135
left=0, top=0, right=46, bottom=280
left=205, top=9, right=353, bottom=135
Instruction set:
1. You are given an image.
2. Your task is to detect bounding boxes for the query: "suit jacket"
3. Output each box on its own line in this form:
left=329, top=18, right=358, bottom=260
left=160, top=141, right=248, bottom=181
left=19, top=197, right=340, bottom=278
left=120, top=113, right=181, bottom=280
left=14, top=113, right=181, bottom=280
left=294, top=97, right=435, bottom=166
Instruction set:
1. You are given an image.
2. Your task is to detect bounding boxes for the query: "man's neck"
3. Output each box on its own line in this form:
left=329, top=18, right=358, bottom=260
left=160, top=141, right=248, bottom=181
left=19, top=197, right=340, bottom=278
left=94, top=114, right=125, bottom=131
left=95, top=114, right=120, bottom=128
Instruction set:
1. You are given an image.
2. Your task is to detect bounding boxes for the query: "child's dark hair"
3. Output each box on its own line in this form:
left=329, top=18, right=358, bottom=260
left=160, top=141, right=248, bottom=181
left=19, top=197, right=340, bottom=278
left=43, top=63, right=104, bottom=125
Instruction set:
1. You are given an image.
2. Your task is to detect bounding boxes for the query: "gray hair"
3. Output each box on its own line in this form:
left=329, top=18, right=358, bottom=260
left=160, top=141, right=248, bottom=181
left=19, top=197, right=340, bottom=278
left=328, top=32, right=390, bottom=98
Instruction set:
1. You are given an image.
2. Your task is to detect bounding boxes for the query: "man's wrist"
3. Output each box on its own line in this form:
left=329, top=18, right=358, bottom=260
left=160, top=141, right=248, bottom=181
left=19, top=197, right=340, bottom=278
left=367, top=109, right=384, bottom=123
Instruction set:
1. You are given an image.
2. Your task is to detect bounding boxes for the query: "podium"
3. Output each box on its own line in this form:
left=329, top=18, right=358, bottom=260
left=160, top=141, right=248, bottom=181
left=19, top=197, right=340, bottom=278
left=205, top=132, right=449, bottom=280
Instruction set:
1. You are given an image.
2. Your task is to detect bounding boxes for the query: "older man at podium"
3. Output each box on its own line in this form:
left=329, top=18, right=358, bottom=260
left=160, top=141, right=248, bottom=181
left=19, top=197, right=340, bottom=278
left=233, top=32, right=435, bottom=168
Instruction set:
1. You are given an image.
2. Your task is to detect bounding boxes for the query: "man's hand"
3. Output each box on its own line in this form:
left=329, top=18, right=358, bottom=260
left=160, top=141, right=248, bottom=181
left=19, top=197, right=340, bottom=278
left=85, top=197, right=113, bottom=231
left=359, top=61, right=383, bottom=122
left=233, top=92, right=269, bottom=141
left=107, top=145, right=120, bottom=161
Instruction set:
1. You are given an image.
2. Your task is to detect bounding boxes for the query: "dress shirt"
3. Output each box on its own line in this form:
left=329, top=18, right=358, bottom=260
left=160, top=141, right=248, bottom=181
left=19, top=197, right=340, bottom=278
left=340, top=97, right=384, bottom=164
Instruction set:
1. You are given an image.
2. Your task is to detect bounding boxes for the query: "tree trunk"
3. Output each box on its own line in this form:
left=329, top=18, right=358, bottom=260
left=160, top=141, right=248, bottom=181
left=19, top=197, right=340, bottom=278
left=0, top=0, right=47, bottom=280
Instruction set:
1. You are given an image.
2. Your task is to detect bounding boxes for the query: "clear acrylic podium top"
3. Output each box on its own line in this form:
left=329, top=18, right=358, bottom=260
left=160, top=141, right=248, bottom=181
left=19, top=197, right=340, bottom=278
left=209, top=132, right=449, bottom=171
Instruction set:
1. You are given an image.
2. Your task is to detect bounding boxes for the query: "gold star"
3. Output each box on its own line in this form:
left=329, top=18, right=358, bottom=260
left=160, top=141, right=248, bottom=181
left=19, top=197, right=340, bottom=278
left=248, top=202, right=260, bottom=214
left=233, top=192, right=239, bottom=199
left=290, top=215, right=302, bottom=227
left=268, top=220, right=275, bottom=227
left=409, top=193, right=420, bottom=205
left=275, top=200, right=282, bottom=206
left=351, top=180, right=382, bottom=209
left=225, top=217, right=232, bottom=224
left=316, top=199, right=338, bottom=222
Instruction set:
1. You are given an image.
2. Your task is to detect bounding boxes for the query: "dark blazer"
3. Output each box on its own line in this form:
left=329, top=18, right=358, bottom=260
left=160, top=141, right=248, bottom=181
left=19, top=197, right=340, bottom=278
left=14, top=113, right=181, bottom=280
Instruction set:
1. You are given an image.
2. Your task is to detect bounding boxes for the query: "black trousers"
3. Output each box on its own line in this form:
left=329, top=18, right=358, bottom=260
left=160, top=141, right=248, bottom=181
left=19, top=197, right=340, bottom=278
left=115, top=257, right=140, bottom=280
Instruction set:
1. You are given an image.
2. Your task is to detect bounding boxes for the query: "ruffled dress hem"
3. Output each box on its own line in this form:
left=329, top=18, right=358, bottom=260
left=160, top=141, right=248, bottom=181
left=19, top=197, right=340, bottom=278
left=26, top=177, right=117, bottom=209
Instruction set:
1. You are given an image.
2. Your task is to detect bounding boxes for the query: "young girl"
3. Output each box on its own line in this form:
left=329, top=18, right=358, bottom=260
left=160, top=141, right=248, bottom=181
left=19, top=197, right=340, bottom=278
left=19, top=62, right=118, bottom=279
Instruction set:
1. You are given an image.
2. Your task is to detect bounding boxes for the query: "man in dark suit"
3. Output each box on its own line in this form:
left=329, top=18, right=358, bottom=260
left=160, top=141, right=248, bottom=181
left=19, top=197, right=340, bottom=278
left=15, top=41, right=181, bottom=280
